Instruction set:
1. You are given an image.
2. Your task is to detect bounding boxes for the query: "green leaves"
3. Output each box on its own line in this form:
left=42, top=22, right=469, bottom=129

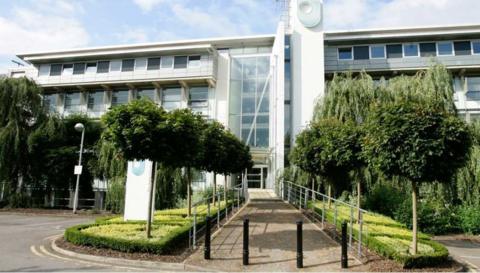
left=362, top=102, right=471, bottom=183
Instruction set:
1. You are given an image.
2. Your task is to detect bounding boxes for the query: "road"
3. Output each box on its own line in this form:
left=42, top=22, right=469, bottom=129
left=0, top=212, right=114, bottom=272
left=435, top=235, right=480, bottom=272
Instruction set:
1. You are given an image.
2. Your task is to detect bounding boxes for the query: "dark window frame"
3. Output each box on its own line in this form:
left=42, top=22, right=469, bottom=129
left=121, top=59, right=135, bottom=72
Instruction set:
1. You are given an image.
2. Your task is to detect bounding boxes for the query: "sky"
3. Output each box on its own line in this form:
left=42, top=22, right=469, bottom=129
left=2, top=0, right=480, bottom=73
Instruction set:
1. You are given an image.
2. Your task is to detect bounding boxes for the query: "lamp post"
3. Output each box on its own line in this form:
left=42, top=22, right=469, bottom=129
left=73, top=123, right=85, bottom=214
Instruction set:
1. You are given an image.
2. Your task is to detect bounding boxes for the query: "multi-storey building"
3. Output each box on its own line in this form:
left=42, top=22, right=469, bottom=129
left=8, top=0, right=480, bottom=193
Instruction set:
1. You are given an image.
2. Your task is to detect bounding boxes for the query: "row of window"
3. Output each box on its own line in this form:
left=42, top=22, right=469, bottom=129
left=338, top=40, right=480, bottom=60
left=43, top=86, right=209, bottom=116
left=39, top=55, right=203, bottom=77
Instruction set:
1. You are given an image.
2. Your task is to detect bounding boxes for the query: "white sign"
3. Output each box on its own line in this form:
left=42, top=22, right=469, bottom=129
left=74, top=165, right=83, bottom=175
left=124, top=160, right=154, bottom=221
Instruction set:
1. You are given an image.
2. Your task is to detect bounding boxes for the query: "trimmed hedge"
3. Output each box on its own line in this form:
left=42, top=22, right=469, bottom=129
left=311, top=202, right=449, bottom=268
left=65, top=201, right=237, bottom=254
left=64, top=222, right=191, bottom=254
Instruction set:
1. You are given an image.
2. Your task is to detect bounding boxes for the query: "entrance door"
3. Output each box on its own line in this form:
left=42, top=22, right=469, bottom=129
left=247, top=166, right=267, bottom=189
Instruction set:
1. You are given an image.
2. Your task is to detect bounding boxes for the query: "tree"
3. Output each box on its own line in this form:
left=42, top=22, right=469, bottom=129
left=164, top=108, right=205, bottom=216
left=199, top=121, right=228, bottom=205
left=102, top=99, right=169, bottom=237
left=0, top=77, right=45, bottom=198
left=290, top=118, right=362, bottom=206
left=362, top=102, right=471, bottom=254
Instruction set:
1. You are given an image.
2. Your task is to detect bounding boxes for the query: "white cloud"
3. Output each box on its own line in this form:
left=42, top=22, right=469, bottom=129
left=0, top=2, right=89, bottom=56
left=132, top=0, right=168, bottom=12
left=324, top=0, right=480, bottom=30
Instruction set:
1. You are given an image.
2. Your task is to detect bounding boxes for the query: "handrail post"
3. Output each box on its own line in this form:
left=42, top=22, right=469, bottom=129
left=322, top=195, right=326, bottom=229
left=334, top=201, right=338, bottom=228
left=299, top=187, right=302, bottom=208
left=217, top=192, right=220, bottom=229
left=193, top=206, right=197, bottom=249
left=304, top=188, right=308, bottom=209
left=225, top=189, right=229, bottom=221
left=349, top=207, right=353, bottom=248
left=341, top=221, right=348, bottom=268
left=207, top=199, right=211, bottom=217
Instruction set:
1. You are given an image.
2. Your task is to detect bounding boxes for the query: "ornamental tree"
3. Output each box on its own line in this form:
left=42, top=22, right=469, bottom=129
left=290, top=118, right=363, bottom=206
left=362, top=102, right=471, bottom=254
left=102, top=99, right=169, bottom=237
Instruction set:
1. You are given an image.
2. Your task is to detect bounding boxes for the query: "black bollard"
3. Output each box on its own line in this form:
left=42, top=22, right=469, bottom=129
left=341, top=221, right=348, bottom=268
left=243, top=218, right=249, bottom=265
left=297, top=220, right=303, bottom=268
left=204, top=216, right=211, bottom=260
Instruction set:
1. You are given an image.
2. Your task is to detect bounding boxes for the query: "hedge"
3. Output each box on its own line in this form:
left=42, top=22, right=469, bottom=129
left=65, top=201, right=236, bottom=254
left=310, top=202, right=449, bottom=268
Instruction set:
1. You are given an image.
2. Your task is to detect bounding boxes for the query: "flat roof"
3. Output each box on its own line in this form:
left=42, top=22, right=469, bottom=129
left=324, top=24, right=480, bottom=44
left=17, top=34, right=275, bottom=64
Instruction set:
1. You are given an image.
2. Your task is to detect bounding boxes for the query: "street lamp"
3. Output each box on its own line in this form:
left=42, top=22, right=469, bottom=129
left=73, top=123, right=85, bottom=214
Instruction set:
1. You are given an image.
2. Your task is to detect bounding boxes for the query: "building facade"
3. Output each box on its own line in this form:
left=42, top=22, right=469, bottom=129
left=8, top=0, right=480, bottom=191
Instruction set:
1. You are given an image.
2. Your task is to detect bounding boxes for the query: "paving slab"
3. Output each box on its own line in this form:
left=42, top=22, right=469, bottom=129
left=185, top=193, right=360, bottom=272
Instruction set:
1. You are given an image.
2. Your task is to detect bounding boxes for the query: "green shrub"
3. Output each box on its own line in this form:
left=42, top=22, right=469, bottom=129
left=364, top=183, right=407, bottom=217
left=64, top=222, right=191, bottom=254
left=394, top=197, right=460, bottom=235
left=457, top=205, right=480, bottom=234
left=105, top=177, right=125, bottom=214
left=311, top=201, right=448, bottom=268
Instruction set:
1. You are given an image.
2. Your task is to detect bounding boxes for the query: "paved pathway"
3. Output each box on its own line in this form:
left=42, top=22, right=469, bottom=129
left=185, top=190, right=360, bottom=271
left=435, top=235, right=480, bottom=271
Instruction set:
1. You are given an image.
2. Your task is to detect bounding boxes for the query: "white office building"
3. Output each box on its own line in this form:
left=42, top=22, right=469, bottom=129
left=8, top=0, right=480, bottom=191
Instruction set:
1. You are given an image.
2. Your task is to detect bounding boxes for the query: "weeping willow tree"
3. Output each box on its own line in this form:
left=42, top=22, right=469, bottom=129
left=456, top=121, right=480, bottom=206
left=0, top=77, right=45, bottom=198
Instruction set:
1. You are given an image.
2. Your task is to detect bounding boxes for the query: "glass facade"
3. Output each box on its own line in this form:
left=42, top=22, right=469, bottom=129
left=64, top=92, right=82, bottom=114
left=43, top=94, right=57, bottom=113
left=87, top=91, right=105, bottom=114
left=111, top=90, right=129, bottom=107
left=189, top=86, right=209, bottom=116
left=229, top=55, right=270, bottom=148
left=162, top=87, right=182, bottom=111
left=137, top=88, right=156, bottom=101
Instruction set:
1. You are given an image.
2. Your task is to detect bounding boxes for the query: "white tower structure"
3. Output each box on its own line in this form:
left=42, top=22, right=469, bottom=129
left=289, top=0, right=325, bottom=138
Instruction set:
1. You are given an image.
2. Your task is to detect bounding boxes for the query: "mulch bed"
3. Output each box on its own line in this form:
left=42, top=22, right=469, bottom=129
left=56, top=237, right=193, bottom=263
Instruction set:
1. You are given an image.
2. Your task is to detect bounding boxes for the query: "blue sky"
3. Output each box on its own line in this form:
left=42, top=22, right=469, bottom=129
left=2, top=0, right=480, bottom=73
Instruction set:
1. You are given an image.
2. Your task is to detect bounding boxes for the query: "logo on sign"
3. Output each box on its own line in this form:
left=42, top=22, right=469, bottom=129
left=131, top=161, right=146, bottom=176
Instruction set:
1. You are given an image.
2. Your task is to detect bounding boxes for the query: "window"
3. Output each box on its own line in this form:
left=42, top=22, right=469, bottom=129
left=136, top=88, right=156, bottom=101
left=87, top=91, right=105, bottom=113
left=86, top=62, right=97, bottom=74
left=161, top=56, right=173, bottom=68
left=62, top=64, right=73, bottom=75
left=43, top=94, right=57, bottom=113
left=135, top=58, right=147, bottom=70
left=111, top=90, right=129, bottom=107
left=162, top=87, right=182, bottom=110
left=64, top=92, right=82, bottom=113
left=370, top=45, right=386, bottom=59
left=50, top=64, right=62, bottom=76
left=403, top=44, right=419, bottom=57
left=174, top=56, right=188, bottom=69
left=420, top=43, right=437, bottom=57
left=189, top=86, right=208, bottom=116
left=188, top=55, right=201, bottom=67
left=353, top=46, right=369, bottom=60
left=466, top=77, right=480, bottom=100
left=121, top=59, right=135, bottom=72
left=454, top=41, right=472, bottom=56
left=147, top=58, right=160, bottom=70
left=437, top=42, right=453, bottom=56
left=472, top=41, right=480, bottom=54
left=386, top=44, right=403, bottom=58
left=73, top=63, right=85, bottom=75
left=38, top=64, right=50, bottom=77
left=97, top=61, right=110, bottom=73
left=338, top=47, right=352, bottom=60
left=110, top=60, right=121, bottom=72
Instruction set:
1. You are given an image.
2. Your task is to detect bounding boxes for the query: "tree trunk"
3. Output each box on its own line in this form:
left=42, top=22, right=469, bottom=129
left=327, top=184, right=332, bottom=208
left=213, top=172, right=217, bottom=206
left=187, top=167, right=192, bottom=217
left=16, top=175, right=23, bottom=194
left=357, top=180, right=362, bottom=221
left=311, top=177, right=315, bottom=201
left=411, top=180, right=418, bottom=255
left=146, top=162, right=157, bottom=238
